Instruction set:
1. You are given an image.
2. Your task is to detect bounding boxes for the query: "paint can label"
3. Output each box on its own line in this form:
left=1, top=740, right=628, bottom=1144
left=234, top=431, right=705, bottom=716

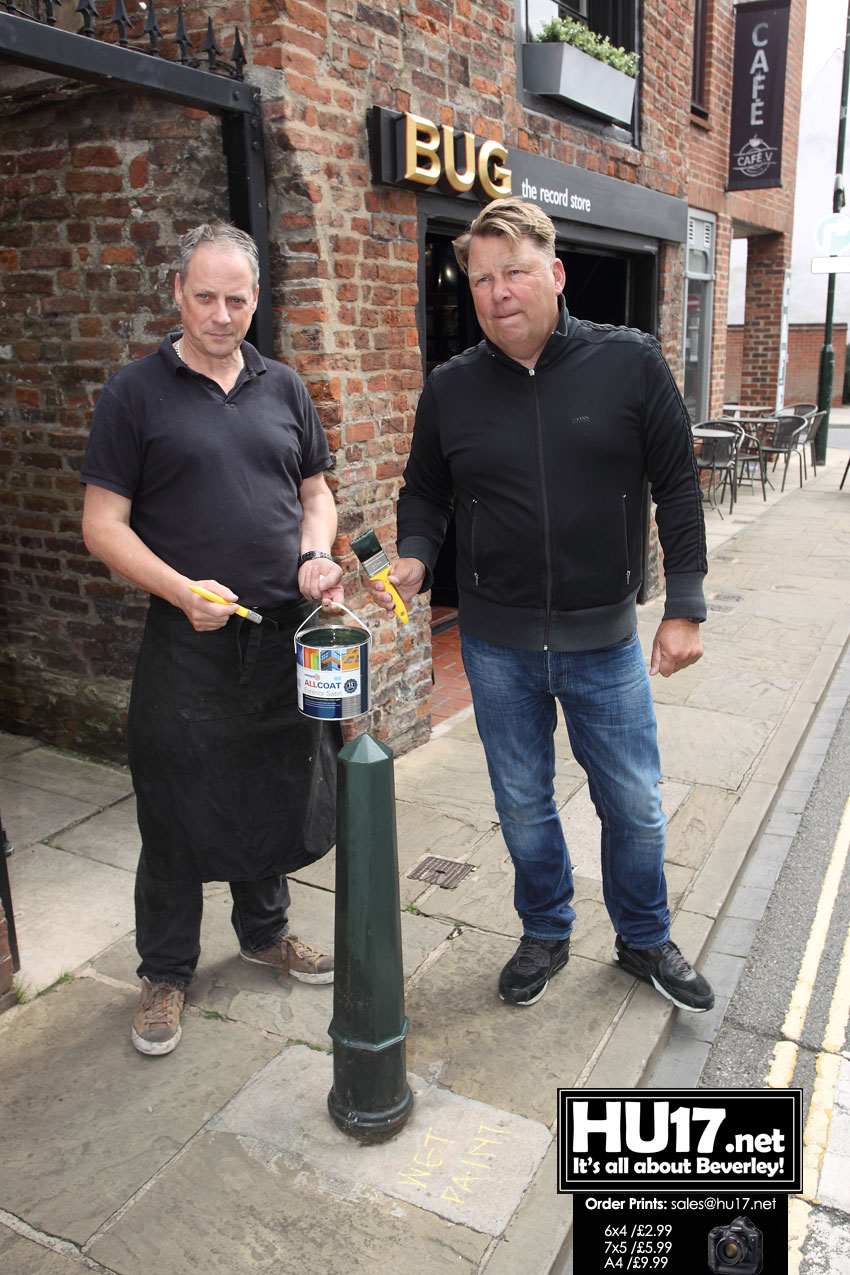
left=295, top=629, right=370, bottom=719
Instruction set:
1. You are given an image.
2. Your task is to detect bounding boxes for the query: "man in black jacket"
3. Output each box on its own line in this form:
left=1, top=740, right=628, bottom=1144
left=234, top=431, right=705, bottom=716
left=372, top=197, right=714, bottom=1013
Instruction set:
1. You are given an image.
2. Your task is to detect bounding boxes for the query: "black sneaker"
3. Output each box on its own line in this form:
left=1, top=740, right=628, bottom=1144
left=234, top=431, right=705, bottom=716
left=498, top=935, right=570, bottom=1006
left=614, top=935, right=715, bottom=1013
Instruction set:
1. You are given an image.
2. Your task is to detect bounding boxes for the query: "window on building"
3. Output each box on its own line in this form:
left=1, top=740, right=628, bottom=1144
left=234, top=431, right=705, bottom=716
left=683, top=212, right=716, bottom=422
left=524, top=0, right=636, bottom=52
left=692, top=0, right=709, bottom=117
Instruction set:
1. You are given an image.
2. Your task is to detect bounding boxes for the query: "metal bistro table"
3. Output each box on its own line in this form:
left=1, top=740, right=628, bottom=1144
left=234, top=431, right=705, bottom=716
left=722, top=403, right=776, bottom=418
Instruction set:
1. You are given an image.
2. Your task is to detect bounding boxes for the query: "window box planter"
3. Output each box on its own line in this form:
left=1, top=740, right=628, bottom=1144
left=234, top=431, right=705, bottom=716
left=522, top=40, right=637, bottom=126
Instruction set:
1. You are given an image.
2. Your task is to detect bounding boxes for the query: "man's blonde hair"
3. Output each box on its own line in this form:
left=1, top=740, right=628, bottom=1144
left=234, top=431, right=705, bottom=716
left=453, top=197, right=557, bottom=274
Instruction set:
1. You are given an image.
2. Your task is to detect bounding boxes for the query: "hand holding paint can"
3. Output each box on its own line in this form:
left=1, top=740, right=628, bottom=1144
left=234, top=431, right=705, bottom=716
left=295, top=603, right=371, bottom=720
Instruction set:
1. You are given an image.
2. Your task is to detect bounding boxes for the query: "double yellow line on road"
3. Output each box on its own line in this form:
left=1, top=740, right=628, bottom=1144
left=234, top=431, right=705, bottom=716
left=766, top=792, right=850, bottom=1270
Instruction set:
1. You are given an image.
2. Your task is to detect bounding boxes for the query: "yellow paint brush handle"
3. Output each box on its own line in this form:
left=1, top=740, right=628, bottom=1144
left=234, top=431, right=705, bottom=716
left=189, top=585, right=262, bottom=624
left=370, top=565, right=409, bottom=624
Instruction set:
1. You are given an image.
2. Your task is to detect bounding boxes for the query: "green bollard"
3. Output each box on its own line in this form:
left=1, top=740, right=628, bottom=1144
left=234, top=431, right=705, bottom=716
left=327, top=732, right=414, bottom=1143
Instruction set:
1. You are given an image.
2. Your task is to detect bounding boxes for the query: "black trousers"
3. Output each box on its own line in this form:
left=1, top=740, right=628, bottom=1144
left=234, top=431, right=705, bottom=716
left=134, top=848, right=291, bottom=989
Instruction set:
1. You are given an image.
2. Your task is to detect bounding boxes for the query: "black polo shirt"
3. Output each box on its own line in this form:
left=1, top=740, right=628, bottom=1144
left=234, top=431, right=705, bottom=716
left=82, top=335, right=332, bottom=607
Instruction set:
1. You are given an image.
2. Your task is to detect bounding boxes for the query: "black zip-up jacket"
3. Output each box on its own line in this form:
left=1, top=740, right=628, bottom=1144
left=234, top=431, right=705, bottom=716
left=397, top=301, right=707, bottom=652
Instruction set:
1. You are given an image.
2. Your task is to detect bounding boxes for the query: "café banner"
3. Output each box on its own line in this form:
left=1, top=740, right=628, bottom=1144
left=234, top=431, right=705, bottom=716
left=727, top=0, right=791, bottom=192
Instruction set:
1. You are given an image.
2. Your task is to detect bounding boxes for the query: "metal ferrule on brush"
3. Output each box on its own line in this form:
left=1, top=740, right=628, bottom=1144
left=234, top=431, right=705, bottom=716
left=360, top=549, right=387, bottom=578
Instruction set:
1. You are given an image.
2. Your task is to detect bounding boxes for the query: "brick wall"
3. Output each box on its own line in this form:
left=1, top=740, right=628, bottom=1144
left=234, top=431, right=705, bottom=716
left=1, top=88, right=229, bottom=758
left=726, top=324, right=848, bottom=406
left=0, top=1, right=738, bottom=761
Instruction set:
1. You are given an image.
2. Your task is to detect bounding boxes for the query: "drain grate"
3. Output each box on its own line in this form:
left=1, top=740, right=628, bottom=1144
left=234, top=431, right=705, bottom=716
left=708, top=590, right=744, bottom=614
left=407, top=856, right=474, bottom=888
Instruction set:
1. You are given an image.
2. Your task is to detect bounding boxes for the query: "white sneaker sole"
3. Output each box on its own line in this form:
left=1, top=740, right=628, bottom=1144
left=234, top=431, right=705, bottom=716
left=289, top=969, right=334, bottom=985
left=239, top=950, right=333, bottom=984
left=499, top=981, right=548, bottom=1007
left=613, top=947, right=712, bottom=1014
left=131, top=1024, right=182, bottom=1055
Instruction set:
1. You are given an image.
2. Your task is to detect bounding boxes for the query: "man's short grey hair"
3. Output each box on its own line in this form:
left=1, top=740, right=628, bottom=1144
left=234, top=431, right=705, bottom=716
left=453, top=197, right=557, bottom=274
left=177, top=222, right=260, bottom=289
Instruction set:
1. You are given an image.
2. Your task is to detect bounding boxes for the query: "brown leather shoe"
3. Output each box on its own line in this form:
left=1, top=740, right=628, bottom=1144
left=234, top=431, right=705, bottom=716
left=240, top=933, right=334, bottom=984
left=131, top=977, right=185, bottom=1055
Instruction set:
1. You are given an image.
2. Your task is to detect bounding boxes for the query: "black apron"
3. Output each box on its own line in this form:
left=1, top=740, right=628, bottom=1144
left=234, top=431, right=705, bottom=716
left=127, top=597, right=341, bottom=882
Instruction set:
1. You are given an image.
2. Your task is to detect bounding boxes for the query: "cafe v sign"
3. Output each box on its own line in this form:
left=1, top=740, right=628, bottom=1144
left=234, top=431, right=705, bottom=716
left=728, top=0, right=791, bottom=191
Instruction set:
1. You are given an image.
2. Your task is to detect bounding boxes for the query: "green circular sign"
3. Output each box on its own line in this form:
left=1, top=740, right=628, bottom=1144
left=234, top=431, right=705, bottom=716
left=815, top=213, right=850, bottom=256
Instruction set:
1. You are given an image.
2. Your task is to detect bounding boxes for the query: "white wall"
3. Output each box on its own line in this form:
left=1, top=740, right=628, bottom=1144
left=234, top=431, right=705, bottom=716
left=788, top=50, right=850, bottom=323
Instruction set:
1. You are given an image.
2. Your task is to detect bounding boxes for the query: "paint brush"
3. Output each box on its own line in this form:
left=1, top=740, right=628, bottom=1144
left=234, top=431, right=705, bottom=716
left=350, top=530, right=409, bottom=624
left=189, top=585, right=263, bottom=624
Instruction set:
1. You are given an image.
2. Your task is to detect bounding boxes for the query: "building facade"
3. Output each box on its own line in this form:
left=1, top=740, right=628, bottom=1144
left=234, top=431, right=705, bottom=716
left=728, top=42, right=849, bottom=407
left=0, top=0, right=806, bottom=767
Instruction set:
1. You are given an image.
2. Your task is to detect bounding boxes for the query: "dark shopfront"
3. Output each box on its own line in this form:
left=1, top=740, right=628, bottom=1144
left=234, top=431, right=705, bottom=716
left=370, top=108, right=689, bottom=614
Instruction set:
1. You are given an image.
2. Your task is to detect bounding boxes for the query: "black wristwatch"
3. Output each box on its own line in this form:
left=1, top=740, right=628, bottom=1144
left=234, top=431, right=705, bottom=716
left=298, top=550, right=334, bottom=567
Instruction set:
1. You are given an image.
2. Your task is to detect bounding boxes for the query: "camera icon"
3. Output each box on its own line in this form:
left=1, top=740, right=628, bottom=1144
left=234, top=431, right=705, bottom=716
left=707, top=1216, right=763, bottom=1274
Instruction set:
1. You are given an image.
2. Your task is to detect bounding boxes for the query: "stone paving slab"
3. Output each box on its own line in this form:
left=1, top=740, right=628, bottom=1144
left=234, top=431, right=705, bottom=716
left=0, top=977, right=281, bottom=1248
left=0, top=776, right=102, bottom=851
left=8, top=844, right=135, bottom=994
left=0, top=1228, right=89, bottom=1275
left=404, top=928, right=630, bottom=1121
left=483, top=1139, right=572, bottom=1275
left=50, top=795, right=139, bottom=872
left=664, top=784, right=739, bottom=872
left=560, top=778, right=691, bottom=882
left=90, top=877, right=454, bottom=1052
left=655, top=703, right=773, bottom=788
left=683, top=667, right=796, bottom=719
left=88, top=1126, right=490, bottom=1275
left=393, top=728, right=583, bottom=820
left=0, top=747, right=133, bottom=807
left=421, top=827, right=520, bottom=938
left=212, top=1045, right=551, bottom=1234
left=290, top=802, right=496, bottom=908
left=452, top=852, right=696, bottom=972
left=0, top=734, right=38, bottom=762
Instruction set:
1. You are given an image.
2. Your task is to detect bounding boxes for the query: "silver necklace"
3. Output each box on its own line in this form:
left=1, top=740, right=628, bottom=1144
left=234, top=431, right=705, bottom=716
left=174, top=339, right=244, bottom=371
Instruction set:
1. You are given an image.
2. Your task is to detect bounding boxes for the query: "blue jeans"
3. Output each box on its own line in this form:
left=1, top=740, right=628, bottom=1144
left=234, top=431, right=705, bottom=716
left=460, top=631, right=670, bottom=949
left=135, top=849, right=291, bottom=988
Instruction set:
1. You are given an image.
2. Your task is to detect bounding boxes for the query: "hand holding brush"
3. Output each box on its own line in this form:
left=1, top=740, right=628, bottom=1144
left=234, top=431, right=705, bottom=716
left=351, top=530, right=419, bottom=624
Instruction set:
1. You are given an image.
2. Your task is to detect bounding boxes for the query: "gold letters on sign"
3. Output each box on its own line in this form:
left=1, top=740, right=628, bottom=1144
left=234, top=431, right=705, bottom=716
left=401, top=113, right=512, bottom=199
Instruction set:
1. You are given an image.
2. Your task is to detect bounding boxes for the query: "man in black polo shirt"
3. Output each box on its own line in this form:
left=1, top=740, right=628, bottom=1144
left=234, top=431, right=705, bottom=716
left=82, top=222, right=341, bottom=1056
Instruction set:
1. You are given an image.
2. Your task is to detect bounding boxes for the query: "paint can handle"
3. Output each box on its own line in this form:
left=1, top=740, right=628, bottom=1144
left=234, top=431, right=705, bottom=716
left=294, top=602, right=372, bottom=647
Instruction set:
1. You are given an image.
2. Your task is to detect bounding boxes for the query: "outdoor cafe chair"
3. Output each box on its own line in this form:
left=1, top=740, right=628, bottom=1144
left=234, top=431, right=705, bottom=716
left=727, top=418, right=769, bottom=500
left=759, top=413, right=809, bottom=491
left=801, top=410, right=827, bottom=479
left=777, top=402, right=817, bottom=420
left=693, top=420, right=743, bottom=516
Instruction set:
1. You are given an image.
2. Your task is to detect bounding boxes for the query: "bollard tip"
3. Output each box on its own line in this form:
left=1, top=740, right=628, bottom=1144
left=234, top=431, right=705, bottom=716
left=339, top=731, right=394, bottom=766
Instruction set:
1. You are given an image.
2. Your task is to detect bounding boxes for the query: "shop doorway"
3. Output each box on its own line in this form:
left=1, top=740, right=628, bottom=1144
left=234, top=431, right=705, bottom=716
left=424, top=228, right=657, bottom=609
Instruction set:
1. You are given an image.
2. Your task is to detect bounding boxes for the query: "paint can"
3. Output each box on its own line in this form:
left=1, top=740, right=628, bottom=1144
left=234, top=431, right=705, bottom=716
left=294, top=603, right=371, bottom=720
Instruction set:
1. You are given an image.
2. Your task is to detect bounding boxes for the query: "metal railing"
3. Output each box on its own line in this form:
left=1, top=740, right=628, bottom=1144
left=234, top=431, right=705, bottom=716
left=2, top=0, right=246, bottom=79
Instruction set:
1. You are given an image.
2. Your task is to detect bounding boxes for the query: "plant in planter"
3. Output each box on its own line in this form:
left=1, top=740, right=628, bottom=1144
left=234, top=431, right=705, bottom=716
left=523, top=16, right=639, bottom=125
left=532, top=16, right=639, bottom=79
